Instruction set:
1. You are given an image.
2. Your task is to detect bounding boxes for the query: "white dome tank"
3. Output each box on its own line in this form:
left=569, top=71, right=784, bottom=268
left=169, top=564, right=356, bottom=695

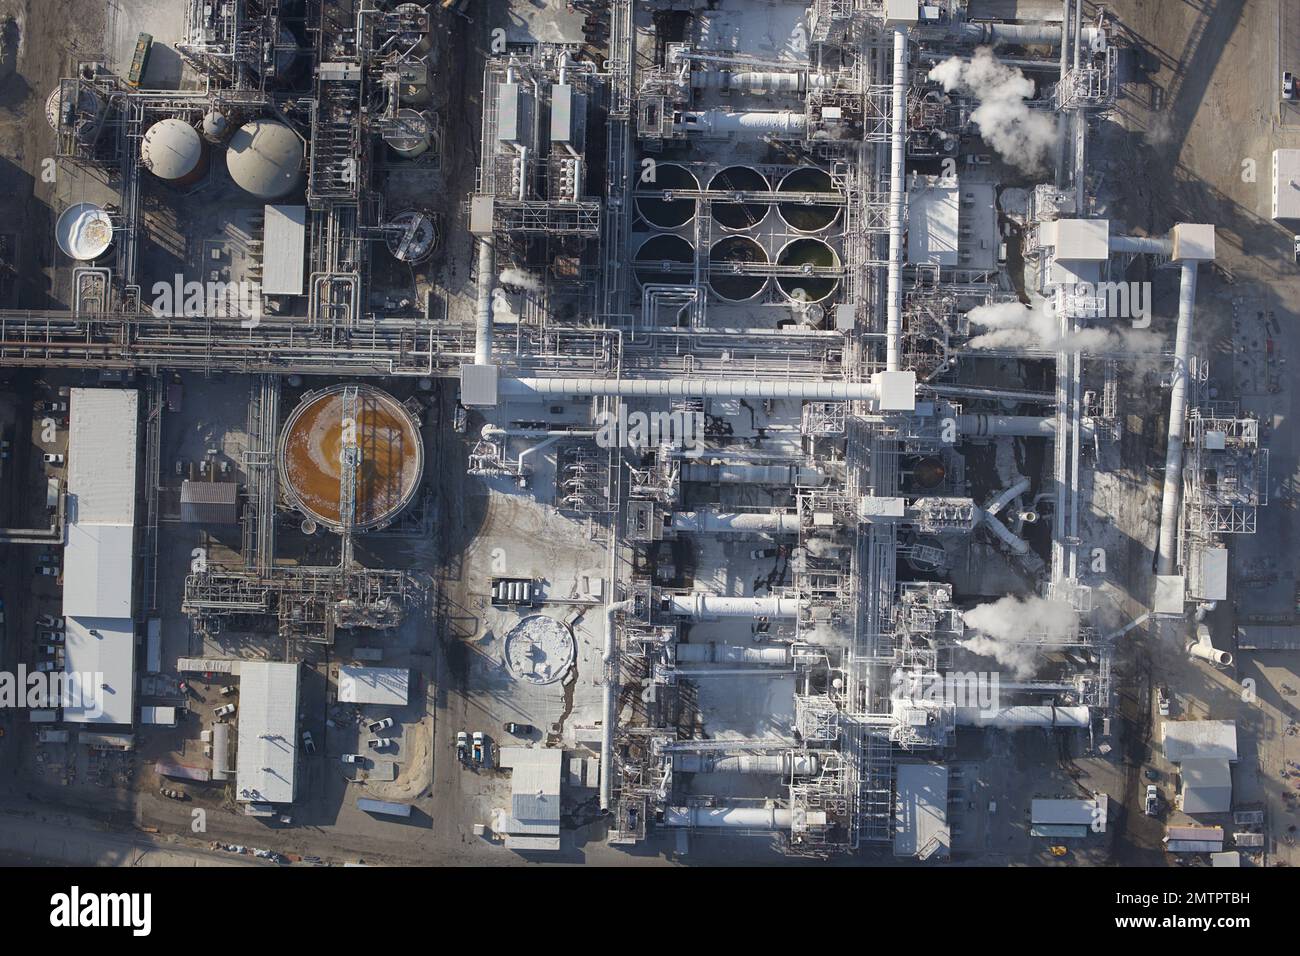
left=225, top=119, right=304, bottom=200
left=141, top=118, right=207, bottom=184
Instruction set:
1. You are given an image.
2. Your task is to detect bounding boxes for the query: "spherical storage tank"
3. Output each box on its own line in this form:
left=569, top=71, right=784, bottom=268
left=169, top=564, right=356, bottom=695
left=278, top=385, right=424, bottom=532
left=225, top=119, right=304, bottom=200
left=141, top=118, right=208, bottom=185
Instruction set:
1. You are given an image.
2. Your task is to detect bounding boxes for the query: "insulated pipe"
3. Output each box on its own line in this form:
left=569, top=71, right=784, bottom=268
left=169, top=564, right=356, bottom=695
left=1109, top=234, right=1173, bottom=255
left=958, top=414, right=1060, bottom=437
left=674, top=643, right=793, bottom=665
left=680, top=109, right=807, bottom=135
left=667, top=594, right=801, bottom=620
left=501, top=377, right=880, bottom=402
left=984, top=476, right=1031, bottom=517
left=600, top=599, right=634, bottom=811
left=473, top=237, right=495, bottom=365
left=690, top=71, right=830, bottom=93
left=669, top=510, right=800, bottom=534
left=663, top=806, right=793, bottom=829
left=956, top=22, right=1067, bottom=45
left=978, top=506, right=1032, bottom=554
left=681, top=463, right=827, bottom=486
left=1187, top=624, right=1233, bottom=667
left=886, top=26, right=908, bottom=372
left=1156, top=260, right=1198, bottom=575
left=672, top=752, right=819, bottom=776
left=955, top=705, right=1090, bottom=728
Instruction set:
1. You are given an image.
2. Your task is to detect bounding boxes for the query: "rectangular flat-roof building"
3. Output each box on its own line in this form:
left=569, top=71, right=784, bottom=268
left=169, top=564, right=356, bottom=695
left=179, top=480, right=239, bottom=524
left=1180, top=758, right=1233, bottom=815
left=338, top=666, right=409, bottom=706
left=1273, top=149, right=1300, bottom=219
left=235, top=662, right=301, bottom=805
left=894, top=763, right=950, bottom=860
left=1162, top=720, right=1238, bottom=763
left=62, top=388, right=139, bottom=726
left=497, top=747, right=564, bottom=851
left=262, top=204, right=307, bottom=296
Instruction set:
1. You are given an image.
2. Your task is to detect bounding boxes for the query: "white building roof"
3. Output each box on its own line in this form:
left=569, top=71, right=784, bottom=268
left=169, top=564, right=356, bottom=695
left=498, top=747, right=563, bottom=845
left=1273, top=149, right=1300, bottom=220
left=235, top=662, right=301, bottom=804
left=62, top=523, right=134, bottom=618
left=1180, top=758, right=1233, bottom=815
left=1031, top=796, right=1107, bottom=829
left=894, top=763, right=950, bottom=859
left=338, top=666, right=409, bottom=706
left=67, top=388, right=138, bottom=525
left=1051, top=218, right=1110, bottom=260
left=907, top=177, right=959, bottom=266
left=262, top=204, right=306, bottom=295
left=61, top=616, right=135, bottom=725
left=1162, top=720, right=1238, bottom=762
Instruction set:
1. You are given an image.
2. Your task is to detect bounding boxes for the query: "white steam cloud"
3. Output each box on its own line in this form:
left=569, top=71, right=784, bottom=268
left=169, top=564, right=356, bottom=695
left=497, top=268, right=543, bottom=293
left=965, top=298, right=1163, bottom=353
left=928, top=47, right=1059, bottom=174
left=960, top=595, right=1078, bottom=678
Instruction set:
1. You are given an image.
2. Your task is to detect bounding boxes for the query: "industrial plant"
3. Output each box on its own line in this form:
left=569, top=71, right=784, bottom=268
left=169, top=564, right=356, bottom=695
left=0, top=0, right=1294, bottom=879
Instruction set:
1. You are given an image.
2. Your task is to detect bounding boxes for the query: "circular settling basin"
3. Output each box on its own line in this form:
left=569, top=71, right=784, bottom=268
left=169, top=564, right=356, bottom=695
left=776, top=238, right=840, bottom=304
left=279, top=385, right=423, bottom=531
left=709, top=165, right=769, bottom=231
left=635, top=163, right=698, bottom=229
left=777, top=167, right=841, bottom=233
left=633, top=234, right=695, bottom=288
left=708, top=235, right=768, bottom=302
left=504, top=615, right=576, bottom=685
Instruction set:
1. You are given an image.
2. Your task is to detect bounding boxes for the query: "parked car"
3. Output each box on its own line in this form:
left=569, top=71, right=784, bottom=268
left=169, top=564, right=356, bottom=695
left=36, top=661, right=57, bottom=672
left=471, top=731, right=485, bottom=765
left=456, top=730, right=469, bottom=764
left=42, top=454, right=64, bottom=465
left=366, top=717, right=394, bottom=733
left=214, top=703, right=236, bottom=718
left=503, top=722, right=534, bottom=736
left=159, top=788, right=189, bottom=801
left=1143, top=785, right=1160, bottom=816
left=39, top=631, right=63, bottom=644
left=1286, top=71, right=1297, bottom=100
left=1157, top=686, right=1171, bottom=717
left=340, top=754, right=363, bottom=765
left=1293, top=234, right=1300, bottom=264
left=750, top=547, right=780, bottom=560
left=35, top=566, right=59, bottom=577
left=38, top=645, right=58, bottom=657
left=219, top=684, right=238, bottom=697
left=1144, top=768, right=1160, bottom=782
left=37, top=614, right=63, bottom=629
left=300, top=729, right=316, bottom=755
left=367, top=737, right=393, bottom=751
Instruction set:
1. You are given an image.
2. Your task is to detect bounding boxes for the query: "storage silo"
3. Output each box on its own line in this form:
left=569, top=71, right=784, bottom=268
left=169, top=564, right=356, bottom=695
left=225, top=119, right=304, bottom=200
left=141, top=118, right=208, bottom=186
left=383, top=109, right=432, bottom=160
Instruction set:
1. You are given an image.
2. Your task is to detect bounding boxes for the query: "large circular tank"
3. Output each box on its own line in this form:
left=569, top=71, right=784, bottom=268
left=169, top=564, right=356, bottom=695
left=635, top=163, right=697, bottom=229
left=504, top=615, right=576, bottom=685
left=225, top=119, right=304, bottom=200
left=776, top=238, right=840, bottom=303
left=709, top=166, right=769, bottom=231
left=633, top=234, right=694, bottom=288
left=55, top=203, right=113, bottom=261
left=202, top=109, right=232, bottom=143
left=385, top=209, right=441, bottom=263
left=141, top=118, right=208, bottom=185
left=278, top=385, right=424, bottom=532
left=708, top=236, right=768, bottom=302
left=384, top=109, right=431, bottom=159
left=390, top=3, right=433, bottom=55
left=44, top=85, right=103, bottom=143
left=777, top=167, right=841, bottom=233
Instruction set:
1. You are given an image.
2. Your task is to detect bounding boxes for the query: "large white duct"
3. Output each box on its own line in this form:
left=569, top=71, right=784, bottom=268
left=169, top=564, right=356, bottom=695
left=1156, top=260, right=1198, bottom=575
left=672, top=752, right=819, bottom=776
left=670, top=510, right=800, bottom=534
left=1109, top=234, right=1173, bottom=255
left=955, top=705, right=1090, bottom=728
left=1187, top=623, right=1233, bottom=667
left=500, top=377, right=880, bottom=402
left=674, top=642, right=793, bottom=665
left=664, top=805, right=793, bottom=829
left=667, top=594, right=802, bottom=620
left=690, top=71, right=829, bottom=94
left=473, top=237, right=496, bottom=366
left=681, top=463, right=827, bottom=486
left=886, top=26, right=909, bottom=372
left=681, top=109, right=807, bottom=135
left=958, top=414, right=1060, bottom=437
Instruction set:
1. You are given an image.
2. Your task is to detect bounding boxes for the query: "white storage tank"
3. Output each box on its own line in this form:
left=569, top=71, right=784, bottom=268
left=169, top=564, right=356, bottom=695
left=225, top=119, right=304, bottom=200
left=141, top=118, right=208, bottom=185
